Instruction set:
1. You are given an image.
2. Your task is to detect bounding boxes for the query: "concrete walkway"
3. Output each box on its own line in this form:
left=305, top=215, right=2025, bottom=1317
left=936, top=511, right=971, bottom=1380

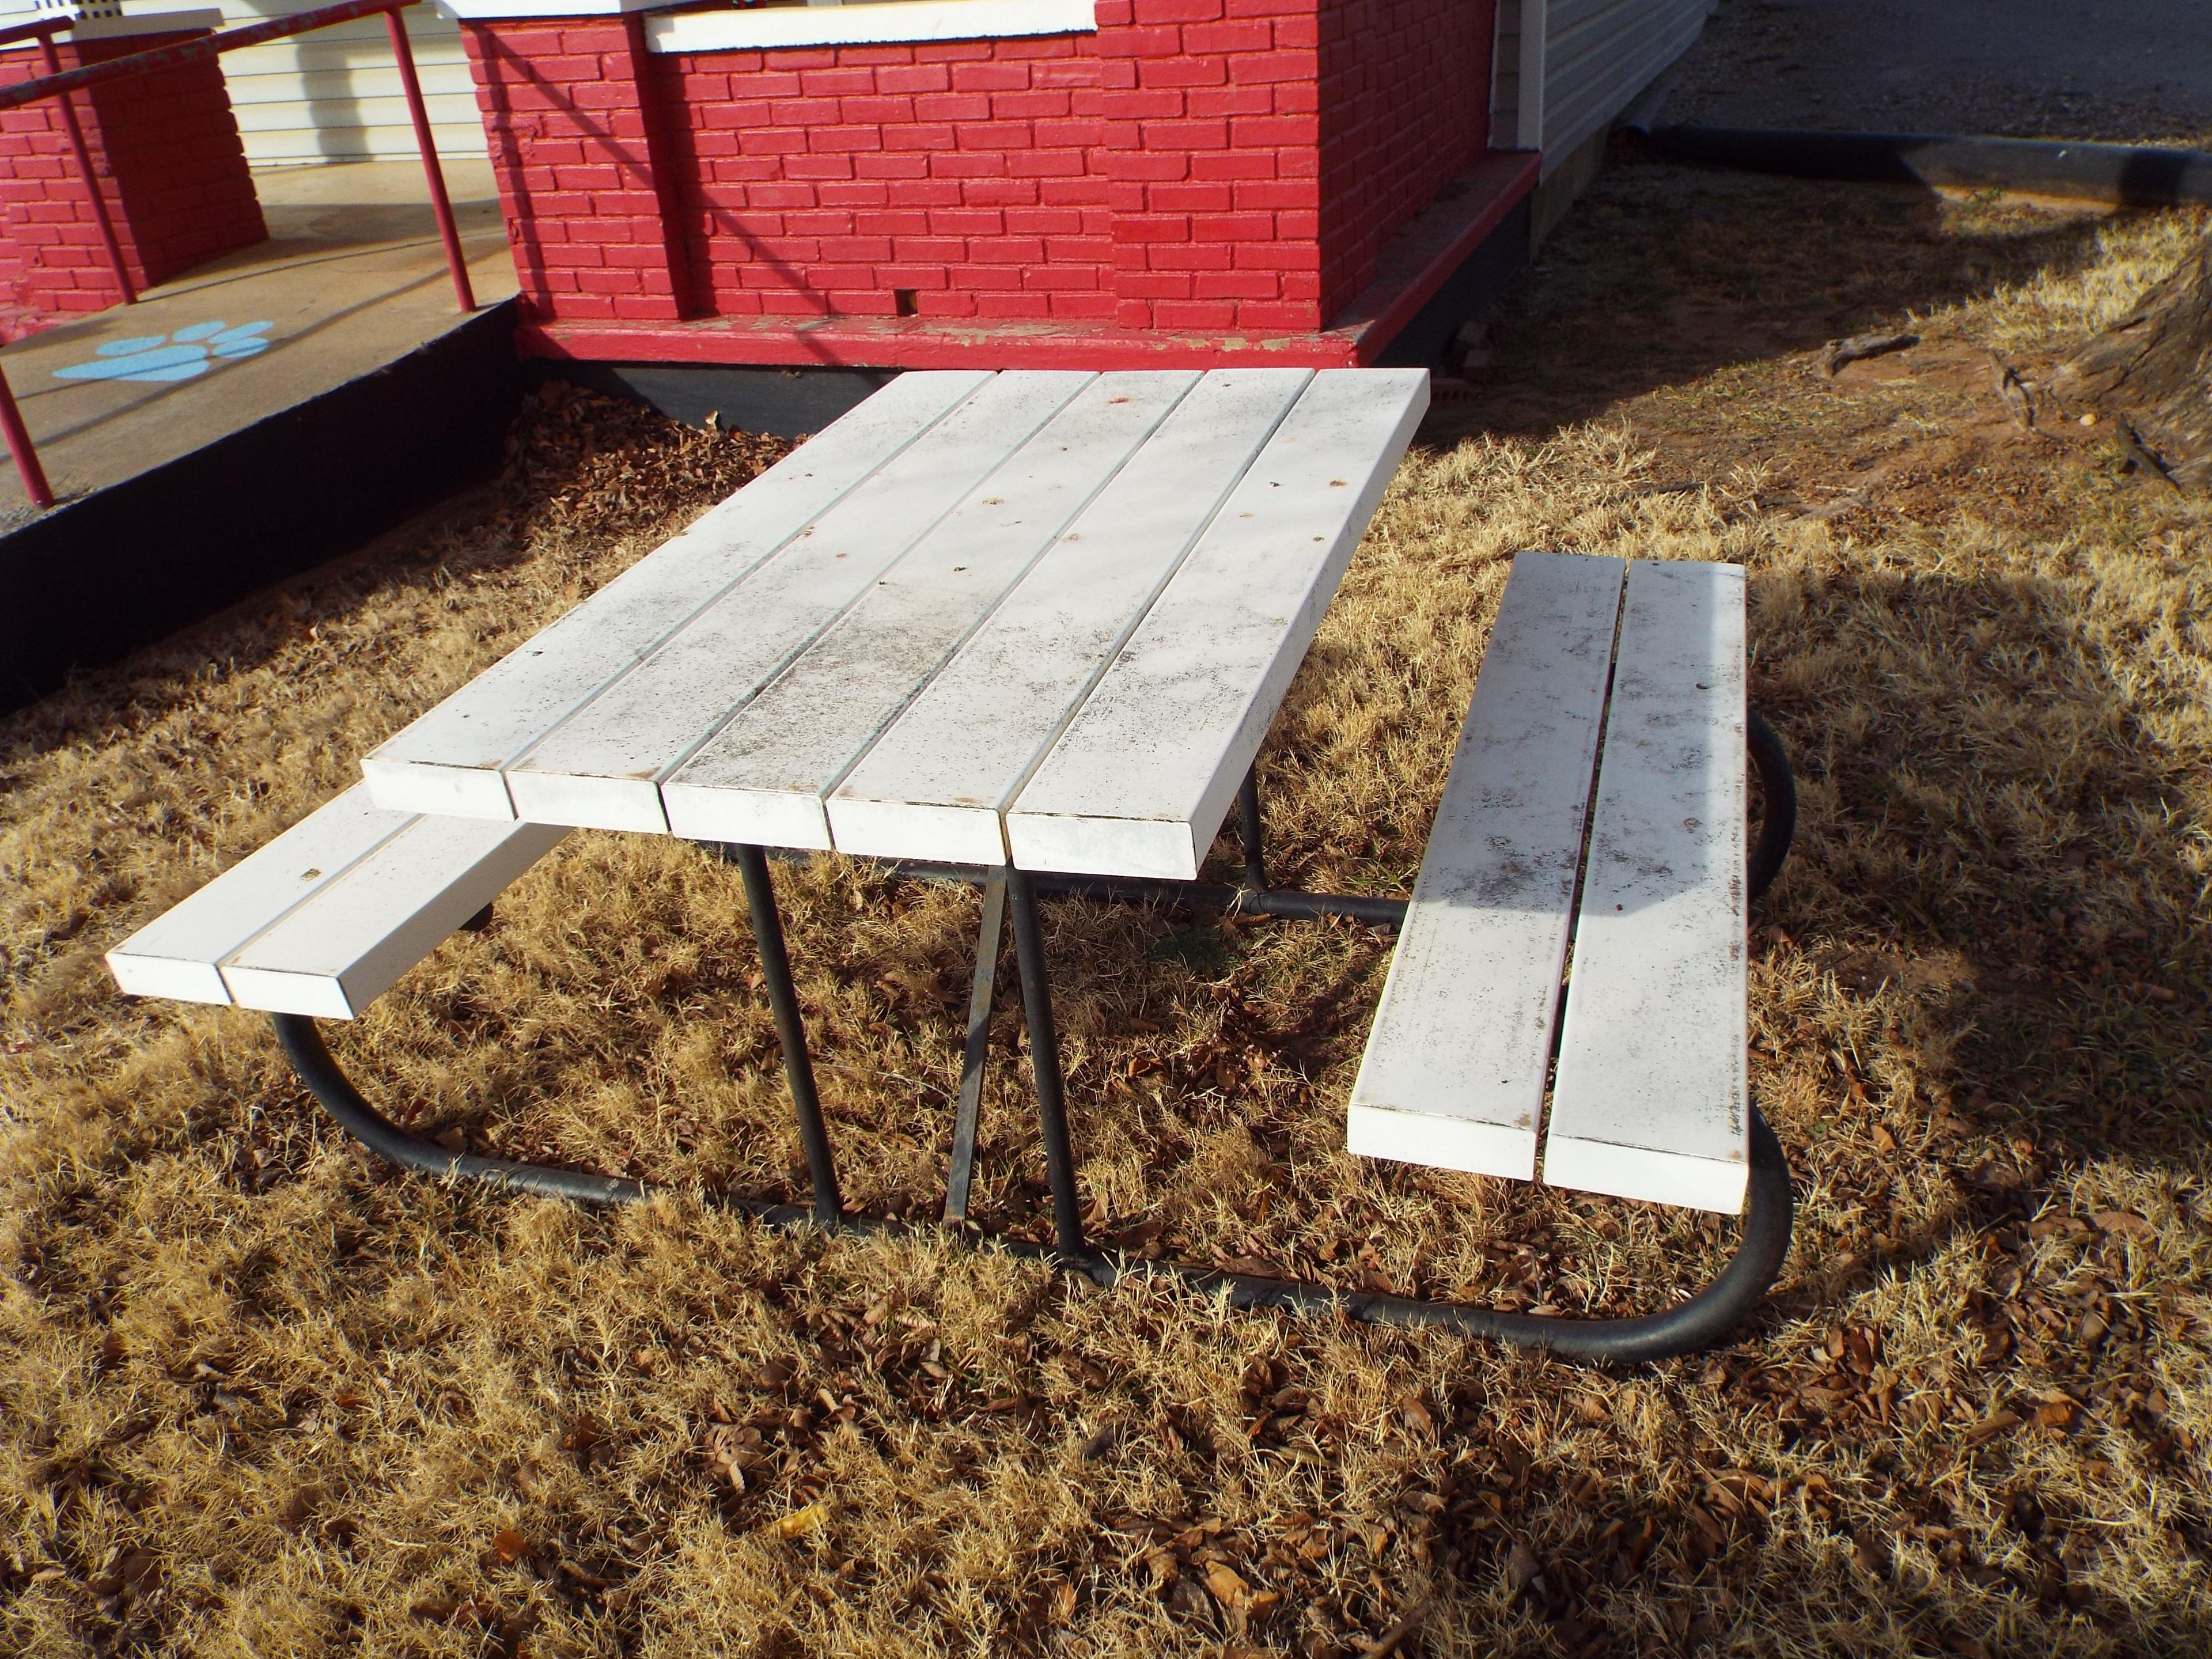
left=0, top=158, right=517, bottom=526
left=1669, top=0, right=2212, bottom=150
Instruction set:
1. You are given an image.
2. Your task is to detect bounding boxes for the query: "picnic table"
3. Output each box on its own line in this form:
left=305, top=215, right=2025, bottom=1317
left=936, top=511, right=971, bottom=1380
left=111, top=368, right=1800, bottom=1362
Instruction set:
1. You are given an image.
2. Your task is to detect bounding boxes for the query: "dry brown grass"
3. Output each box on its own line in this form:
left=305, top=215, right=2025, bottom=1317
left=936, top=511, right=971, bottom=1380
left=5, top=167, right=2211, bottom=1658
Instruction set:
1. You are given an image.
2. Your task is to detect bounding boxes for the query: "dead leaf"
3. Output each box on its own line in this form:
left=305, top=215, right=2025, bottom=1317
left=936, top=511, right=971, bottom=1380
left=1961, top=1410, right=2022, bottom=1448
left=1048, top=1578, right=1078, bottom=1623
left=2032, top=1398, right=2078, bottom=1433
left=1574, top=1392, right=1609, bottom=1423
left=764, top=1498, right=831, bottom=1544
left=1502, top=1539, right=1544, bottom=1601
left=488, top=1528, right=527, bottom=1564
left=278, top=1486, right=320, bottom=1533
left=1358, top=1594, right=1432, bottom=1659
left=1202, top=1561, right=1250, bottom=1608
left=2092, top=1211, right=2153, bottom=1239
left=1398, top=1393, right=1435, bottom=1435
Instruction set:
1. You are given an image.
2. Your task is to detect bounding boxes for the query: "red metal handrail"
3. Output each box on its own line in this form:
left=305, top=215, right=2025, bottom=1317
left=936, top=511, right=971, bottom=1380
left=0, top=17, right=69, bottom=50
left=0, top=0, right=476, bottom=510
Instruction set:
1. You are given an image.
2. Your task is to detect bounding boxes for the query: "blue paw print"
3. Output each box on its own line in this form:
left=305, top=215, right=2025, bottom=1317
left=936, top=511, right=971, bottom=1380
left=55, top=320, right=274, bottom=384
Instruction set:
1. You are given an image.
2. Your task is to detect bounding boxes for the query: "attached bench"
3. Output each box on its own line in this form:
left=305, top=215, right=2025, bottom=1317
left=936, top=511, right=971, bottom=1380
left=108, top=784, right=566, bottom=1020
left=1350, top=550, right=1791, bottom=1219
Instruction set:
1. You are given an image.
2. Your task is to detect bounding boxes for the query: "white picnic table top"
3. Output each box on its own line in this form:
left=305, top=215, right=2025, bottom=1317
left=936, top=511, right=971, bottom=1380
left=362, top=368, right=1428, bottom=881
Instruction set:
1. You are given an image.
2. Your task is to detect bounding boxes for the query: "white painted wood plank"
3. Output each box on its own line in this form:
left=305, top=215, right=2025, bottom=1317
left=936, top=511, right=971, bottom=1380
left=1005, top=369, right=1429, bottom=880
left=501, top=372, right=1093, bottom=834
left=106, top=787, right=408, bottom=1007
left=824, top=369, right=1315, bottom=865
left=660, top=373, right=1198, bottom=849
left=1544, top=559, right=1750, bottom=1214
left=219, top=816, right=568, bottom=1020
left=360, top=371, right=994, bottom=819
left=1347, top=552, right=1624, bottom=1181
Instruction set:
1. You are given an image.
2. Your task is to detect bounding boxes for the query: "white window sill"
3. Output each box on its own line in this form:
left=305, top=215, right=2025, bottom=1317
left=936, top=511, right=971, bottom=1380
left=437, top=0, right=680, bottom=20
left=646, top=0, right=1096, bottom=54
left=49, top=7, right=225, bottom=39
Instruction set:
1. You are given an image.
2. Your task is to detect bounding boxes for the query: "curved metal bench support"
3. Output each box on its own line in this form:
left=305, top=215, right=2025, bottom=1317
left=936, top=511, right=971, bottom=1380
left=270, top=714, right=1800, bottom=1366
left=274, top=1007, right=1791, bottom=1365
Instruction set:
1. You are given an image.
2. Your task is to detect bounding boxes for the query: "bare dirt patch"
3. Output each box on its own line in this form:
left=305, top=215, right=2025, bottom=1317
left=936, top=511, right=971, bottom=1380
left=3, top=171, right=2210, bottom=1655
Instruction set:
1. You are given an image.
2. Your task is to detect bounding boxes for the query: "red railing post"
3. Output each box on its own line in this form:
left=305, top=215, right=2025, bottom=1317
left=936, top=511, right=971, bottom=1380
left=0, top=361, right=55, bottom=509
left=36, top=31, right=135, bottom=306
left=385, top=6, right=474, bottom=313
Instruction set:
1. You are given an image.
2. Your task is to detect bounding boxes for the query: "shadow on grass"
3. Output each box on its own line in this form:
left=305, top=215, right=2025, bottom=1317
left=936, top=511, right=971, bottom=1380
left=1434, top=153, right=2124, bottom=438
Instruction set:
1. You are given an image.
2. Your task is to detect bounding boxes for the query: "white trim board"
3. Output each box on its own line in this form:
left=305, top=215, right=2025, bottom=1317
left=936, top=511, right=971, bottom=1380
left=436, top=0, right=677, bottom=19
left=646, top=0, right=1096, bottom=55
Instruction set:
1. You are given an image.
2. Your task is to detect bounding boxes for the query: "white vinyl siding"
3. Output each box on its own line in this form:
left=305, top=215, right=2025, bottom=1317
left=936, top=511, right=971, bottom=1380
left=216, top=1, right=480, bottom=166
left=1540, top=0, right=1709, bottom=172
left=0, top=0, right=484, bottom=166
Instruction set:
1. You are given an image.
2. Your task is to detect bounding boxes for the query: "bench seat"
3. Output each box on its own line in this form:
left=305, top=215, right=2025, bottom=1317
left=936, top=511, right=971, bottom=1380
left=107, top=785, right=566, bottom=1020
left=1349, top=552, right=1753, bottom=1215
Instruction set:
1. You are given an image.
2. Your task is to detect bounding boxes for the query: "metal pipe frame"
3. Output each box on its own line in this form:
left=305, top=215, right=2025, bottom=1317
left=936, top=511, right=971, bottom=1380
left=0, top=0, right=475, bottom=512
left=268, top=719, right=1798, bottom=1363
left=33, top=31, right=134, bottom=308
left=383, top=7, right=475, bottom=313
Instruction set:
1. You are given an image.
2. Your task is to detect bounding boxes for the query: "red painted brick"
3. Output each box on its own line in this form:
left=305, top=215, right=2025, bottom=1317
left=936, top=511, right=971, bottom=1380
left=976, top=292, right=1051, bottom=318
left=876, top=63, right=953, bottom=93
left=1195, top=268, right=1279, bottom=299
left=1049, top=292, right=1119, bottom=320
left=1233, top=299, right=1320, bottom=328
left=1133, top=0, right=1223, bottom=23
left=1152, top=298, right=1237, bottom=327
left=1138, top=56, right=1228, bottom=88
left=1186, top=85, right=1274, bottom=118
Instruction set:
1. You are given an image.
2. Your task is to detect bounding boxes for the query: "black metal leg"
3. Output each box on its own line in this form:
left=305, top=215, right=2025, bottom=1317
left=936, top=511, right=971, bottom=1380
left=944, top=869, right=1006, bottom=1225
left=1747, top=707, right=1797, bottom=903
left=1006, top=866, right=1088, bottom=1257
left=1237, top=763, right=1267, bottom=892
left=733, top=843, right=842, bottom=1226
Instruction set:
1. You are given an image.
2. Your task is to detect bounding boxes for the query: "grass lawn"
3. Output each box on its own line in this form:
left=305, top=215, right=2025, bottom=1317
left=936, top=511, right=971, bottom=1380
left=3, top=158, right=2209, bottom=1657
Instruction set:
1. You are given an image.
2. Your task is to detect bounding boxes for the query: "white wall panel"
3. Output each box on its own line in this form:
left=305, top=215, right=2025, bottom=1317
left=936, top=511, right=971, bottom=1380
left=0, top=0, right=484, bottom=165
left=1540, top=0, right=1708, bottom=173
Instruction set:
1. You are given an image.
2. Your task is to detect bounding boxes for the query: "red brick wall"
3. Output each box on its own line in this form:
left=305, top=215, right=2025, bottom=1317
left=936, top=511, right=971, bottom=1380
left=655, top=35, right=1112, bottom=323
left=1097, top=0, right=1323, bottom=331
left=463, top=16, right=694, bottom=323
left=0, top=32, right=264, bottom=321
left=464, top=0, right=1494, bottom=335
left=1319, top=0, right=1495, bottom=313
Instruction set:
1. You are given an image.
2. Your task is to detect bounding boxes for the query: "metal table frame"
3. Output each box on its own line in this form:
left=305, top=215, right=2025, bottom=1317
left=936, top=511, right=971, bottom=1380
left=272, top=717, right=1799, bottom=1365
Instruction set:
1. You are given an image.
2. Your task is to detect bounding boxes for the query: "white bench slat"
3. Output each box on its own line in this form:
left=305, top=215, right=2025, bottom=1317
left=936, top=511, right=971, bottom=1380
left=359, top=370, right=994, bottom=820
left=1346, top=552, right=1625, bottom=1180
left=659, top=372, right=1200, bottom=850
left=107, top=785, right=566, bottom=1019
left=498, top=372, right=1093, bottom=834
left=107, top=787, right=411, bottom=1006
left=1544, top=559, right=1750, bottom=1214
left=1003, top=369, right=1428, bottom=880
left=825, top=368, right=1315, bottom=866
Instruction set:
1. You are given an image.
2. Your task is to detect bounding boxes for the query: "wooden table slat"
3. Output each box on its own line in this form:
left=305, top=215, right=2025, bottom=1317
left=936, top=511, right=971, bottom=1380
left=827, top=368, right=1315, bottom=866
left=1004, top=368, right=1428, bottom=880
left=499, top=372, right=1093, bottom=832
left=361, top=370, right=993, bottom=820
left=1544, top=559, right=1751, bottom=1214
left=660, top=372, right=1201, bottom=849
